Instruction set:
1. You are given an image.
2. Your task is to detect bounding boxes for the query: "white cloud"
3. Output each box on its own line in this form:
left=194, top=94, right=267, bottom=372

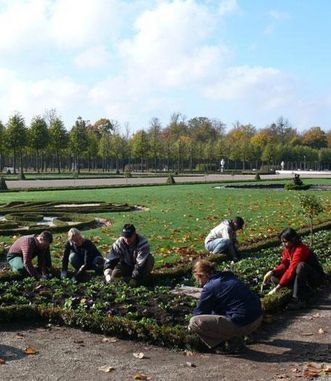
left=0, top=0, right=50, bottom=53
left=268, top=10, right=290, bottom=21
left=202, top=65, right=292, bottom=107
left=0, top=71, right=86, bottom=124
left=73, top=46, right=111, bottom=68
left=118, top=0, right=229, bottom=88
left=218, top=0, right=239, bottom=16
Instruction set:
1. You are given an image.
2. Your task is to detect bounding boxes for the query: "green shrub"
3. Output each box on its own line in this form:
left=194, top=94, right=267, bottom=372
left=166, top=174, right=176, bottom=184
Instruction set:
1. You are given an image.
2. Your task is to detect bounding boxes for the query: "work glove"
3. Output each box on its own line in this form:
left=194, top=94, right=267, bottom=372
left=268, top=286, right=278, bottom=296
left=104, top=269, right=112, bottom=284
left=263, top=270, right=273, bottom=284
left=61, top=271, right=68, bottom=279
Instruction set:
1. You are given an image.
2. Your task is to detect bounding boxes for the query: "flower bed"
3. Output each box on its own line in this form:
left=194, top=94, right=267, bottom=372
left=0, top=230, right=329, bottom=350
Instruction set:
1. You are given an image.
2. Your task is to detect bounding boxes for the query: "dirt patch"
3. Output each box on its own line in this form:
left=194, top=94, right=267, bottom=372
left=0, top=287, right=330, bottom=381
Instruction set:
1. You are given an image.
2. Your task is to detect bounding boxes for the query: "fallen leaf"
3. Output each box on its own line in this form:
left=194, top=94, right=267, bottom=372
left=318, top=328, right=325, bottom=334
left=303, top=363, right=331, bottom=378
left=133, top=352, right=145, bottom=359
left=184, top=350, right=193, bottom=357
left=186, top=361, right=196, bottom=368
left=134, top=372, right=148, bottom=380
left=16, top=333, right=24, bottom=339
left=98, top=365, right=115, bottom=373
left=102, top=337, right=117, bottom=343
left=24, top=346, right=39, bottom=355
left=0, top=357, right=6, bottom=365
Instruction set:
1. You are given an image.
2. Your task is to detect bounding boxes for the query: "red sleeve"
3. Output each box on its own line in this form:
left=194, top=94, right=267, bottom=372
left=278, top=244, right=311, bottom=287
left=272, top=250, right=289, bottom=277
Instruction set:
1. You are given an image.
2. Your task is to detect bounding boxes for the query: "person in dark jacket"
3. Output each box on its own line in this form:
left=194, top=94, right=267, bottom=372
left=104, top=224, right=154, bottom=286
left=7, top=231, right=53, bottom=278
left=188, top=259, right=262, bottom=351
left=61, top=228, right=104, bottom=280
left=263, top=228, right=325, bottom=307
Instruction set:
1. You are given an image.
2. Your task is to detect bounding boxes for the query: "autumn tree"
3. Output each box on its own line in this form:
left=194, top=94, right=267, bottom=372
left=0, top=120, right=5, bottom=170
left=29, top=115, right=49, bottom=172
left=227, top=122, right=256, bottom=170
left=70, top=116, right=88, bottom=174
left=98, top=131, right=112, bottom=171
left=86, top=127, right=99, bottom=171
left=49, top=117, right=68, bottom=173
left=131, top=130, right=150, bottom=172
left=5, top=113, right=27, bottom=177
left=303, top=127, right=328, bottom=149
left=147, top=118, right=163, bottom=171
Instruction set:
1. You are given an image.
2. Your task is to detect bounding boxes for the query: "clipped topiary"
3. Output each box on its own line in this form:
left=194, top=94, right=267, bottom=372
left=166, top=174, right=176, bottom=184
left=0, top=176, right=8, bottom=191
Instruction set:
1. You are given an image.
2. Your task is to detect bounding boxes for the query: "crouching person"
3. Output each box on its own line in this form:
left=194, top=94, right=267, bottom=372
left=263, top=228, right=325, bottom=309
left=61, top=228, right=104, bottom=280
left=7, top=231, right=53, bottom=279
left=188, top=260, right=262, bottom=353
left=104, top=224, right=154, bottom=287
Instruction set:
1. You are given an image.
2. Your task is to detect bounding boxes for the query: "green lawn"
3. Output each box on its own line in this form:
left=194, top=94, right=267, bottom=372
left=1, top=183, right=330, bottom=268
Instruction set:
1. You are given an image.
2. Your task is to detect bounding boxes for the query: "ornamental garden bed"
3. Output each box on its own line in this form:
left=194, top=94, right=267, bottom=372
left=0, top=201, right=137, bottom=235
left=0, top=230, right=330, bottom=351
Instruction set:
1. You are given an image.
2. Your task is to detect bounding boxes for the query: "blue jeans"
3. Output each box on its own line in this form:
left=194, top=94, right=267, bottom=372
left=69, top=252, right=104, bottom=272
left=205, top=239, right=237, bottom=259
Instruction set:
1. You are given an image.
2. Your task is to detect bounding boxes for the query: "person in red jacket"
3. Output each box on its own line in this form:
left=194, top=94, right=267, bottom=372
left=263, top=228, right=325, bottom=308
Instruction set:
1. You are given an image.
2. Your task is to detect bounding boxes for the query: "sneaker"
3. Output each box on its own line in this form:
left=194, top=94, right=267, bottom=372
left=224, top=336, right=245, bottom=354
left=212, top=342, right=226, bottom=354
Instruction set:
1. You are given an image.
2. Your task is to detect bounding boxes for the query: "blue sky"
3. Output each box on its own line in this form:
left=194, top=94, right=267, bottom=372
left=0, top=0, right=330, bottom=134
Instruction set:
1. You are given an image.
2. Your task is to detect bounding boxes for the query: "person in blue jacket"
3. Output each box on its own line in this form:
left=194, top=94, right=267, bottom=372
left=188, top=259, right=262, bottom=352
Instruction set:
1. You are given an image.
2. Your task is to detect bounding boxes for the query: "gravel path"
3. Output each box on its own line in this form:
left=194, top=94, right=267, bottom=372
left=4, top=171, right=331, bottom=190
left=0, top=287, right=330, bottom=381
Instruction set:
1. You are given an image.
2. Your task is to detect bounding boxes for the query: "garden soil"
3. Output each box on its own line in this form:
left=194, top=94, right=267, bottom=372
left=0, top=287, right=330, bottom=381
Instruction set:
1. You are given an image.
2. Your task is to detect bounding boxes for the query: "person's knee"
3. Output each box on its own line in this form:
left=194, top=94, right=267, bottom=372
left=188, top=316, right=201, bottom=333
left=69, top=252, right=81, bottom=269
left=296, top=262, right=306, bottom=275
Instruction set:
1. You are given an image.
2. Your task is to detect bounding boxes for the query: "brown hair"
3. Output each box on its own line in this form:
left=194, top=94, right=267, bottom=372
left=193, top=259, right=215, bottom=276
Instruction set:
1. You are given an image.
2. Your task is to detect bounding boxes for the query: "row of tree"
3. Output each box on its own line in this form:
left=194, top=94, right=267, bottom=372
left=0, top=111, right=330, bottom=175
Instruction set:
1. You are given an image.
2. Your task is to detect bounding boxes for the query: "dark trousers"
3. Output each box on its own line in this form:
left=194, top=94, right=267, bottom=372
left=110, top=255, right=154, bottom=283
left=293, top=262, right=324, bottom=300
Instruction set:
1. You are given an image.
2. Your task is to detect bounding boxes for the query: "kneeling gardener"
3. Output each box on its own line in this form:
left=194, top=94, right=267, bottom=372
left=188, top=259, right=262, bottom=352
left=104, top=224, right=154, bottom=286
left=7, top=231, right=53, bottom=279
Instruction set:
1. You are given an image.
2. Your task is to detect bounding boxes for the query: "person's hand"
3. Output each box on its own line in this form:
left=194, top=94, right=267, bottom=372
left=268, top=286, right=279, bottom=295
left=104, top=269, right=112, bottom=284
left=71, top=275, right=78, bottom=284
left=263, top=270, right=273, bottom=284
left=60, top=271, right=68, bottom=279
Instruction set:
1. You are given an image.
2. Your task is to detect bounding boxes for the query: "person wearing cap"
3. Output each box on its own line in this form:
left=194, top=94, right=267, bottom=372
left=104, top=224, right=154, bottom=286
left=7, top=231, right=53, bottom=279
left=61, top=228, right=105, bottom=281
left=204, top=216, right=244, bottom=260
left=188, top=259, right=262, bottom=353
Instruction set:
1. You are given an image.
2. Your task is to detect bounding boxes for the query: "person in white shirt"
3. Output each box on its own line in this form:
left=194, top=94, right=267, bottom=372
left=204, top=217, right=244, bottom=260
